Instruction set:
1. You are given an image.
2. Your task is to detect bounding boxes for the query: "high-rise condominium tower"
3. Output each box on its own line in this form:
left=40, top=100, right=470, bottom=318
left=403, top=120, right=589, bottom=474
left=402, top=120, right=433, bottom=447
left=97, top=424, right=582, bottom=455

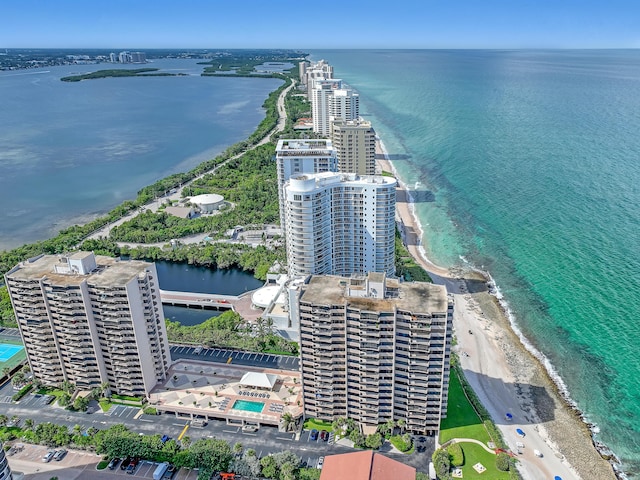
left=331, top=118, right=376, bottom=175
left=283, top=172, right=396, bottom=277
left=297, top=273, right=453, bottom=435
left=4, top=252, right=171, bottom=396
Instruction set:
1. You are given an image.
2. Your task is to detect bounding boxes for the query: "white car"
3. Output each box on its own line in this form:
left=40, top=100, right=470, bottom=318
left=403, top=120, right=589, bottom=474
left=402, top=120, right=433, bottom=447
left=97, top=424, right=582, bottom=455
left=317, top=456, right=324, bottom=469
left=534, top=449, right=543, bottom=458
left=42, top=451, right=56, bottom=463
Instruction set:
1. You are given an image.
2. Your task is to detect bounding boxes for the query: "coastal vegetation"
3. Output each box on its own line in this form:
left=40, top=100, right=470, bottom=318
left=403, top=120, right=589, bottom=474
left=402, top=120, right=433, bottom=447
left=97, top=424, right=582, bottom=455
left=199, top=50, right=300, bottom=75
left=165, top=311, right=298, bottom=355
left=60, top=68, right=188, bottom=82
left=0, top=286, right=16, bottom=327
left=395, top=229, right=433, bottom=282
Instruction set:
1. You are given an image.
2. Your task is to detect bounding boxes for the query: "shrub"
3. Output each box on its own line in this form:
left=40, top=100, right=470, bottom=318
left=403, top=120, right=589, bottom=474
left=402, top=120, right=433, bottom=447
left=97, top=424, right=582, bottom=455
left=495, top=452, right=510, bottom=472
left=447, top=442, right=464, bottom=467
left=389, top=434, right=412, bottom=452
left=143, top=407, right=158, bottom=415
left=432, top=448, right=450, bottom=478
left=12, top=383, right=33, bottom=402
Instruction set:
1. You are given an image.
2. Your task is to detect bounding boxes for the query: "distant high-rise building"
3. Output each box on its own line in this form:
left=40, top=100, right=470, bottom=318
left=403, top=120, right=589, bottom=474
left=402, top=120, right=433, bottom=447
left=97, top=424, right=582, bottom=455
left=329, top=88, right=359, bottom=123
left=118, top=51, right=132, bottom=63
left=109, top=52, right=117, bottom=63
left=283, top=172, right=396, bottom=276
left=130, top=52, right=146, bottom=63
left=297, top=273, right=453, bottom=434
left=305, top=59, right=334, bottom=96
left=4, top=252, right=171, bottom=397
left=311, top=79, right=343, bottom=136
left=331, top=118, right=376, bottom=175
left=275, top=139, right=338, bottom=234
left=299, top=61, right=309, bottom=83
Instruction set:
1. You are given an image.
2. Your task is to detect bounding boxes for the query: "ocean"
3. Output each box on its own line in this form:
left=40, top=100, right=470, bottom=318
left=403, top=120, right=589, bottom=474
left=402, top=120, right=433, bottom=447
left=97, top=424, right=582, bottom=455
left=0, top=59, right=282, bottom=250
left=310, top=49, right=640, bottom=477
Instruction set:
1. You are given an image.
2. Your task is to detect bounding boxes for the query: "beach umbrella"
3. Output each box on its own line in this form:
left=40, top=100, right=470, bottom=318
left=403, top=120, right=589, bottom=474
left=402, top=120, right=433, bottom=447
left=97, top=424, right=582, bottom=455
left=554, top=477, right=563, bottom=480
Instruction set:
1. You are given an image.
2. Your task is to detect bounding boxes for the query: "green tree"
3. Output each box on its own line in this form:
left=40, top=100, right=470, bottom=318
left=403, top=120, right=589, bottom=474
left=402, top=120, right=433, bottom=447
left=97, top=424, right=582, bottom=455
left=432, top=448, right=451, bottom=479
left=24, top=418, right=34, bottom=430
left=495, top=452, right=510, bottom=472
left=0, top=415, right=7, bottom=427
left=261, top=455, right=278, bottom=479
left=365, top=432, right=383, bottom=450
left=73, top=395, right=90, bottom=412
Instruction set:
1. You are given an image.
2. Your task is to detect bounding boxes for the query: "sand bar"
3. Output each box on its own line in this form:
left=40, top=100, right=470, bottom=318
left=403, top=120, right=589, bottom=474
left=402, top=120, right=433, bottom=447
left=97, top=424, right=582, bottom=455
left=376, top=140, right=617, bottom=480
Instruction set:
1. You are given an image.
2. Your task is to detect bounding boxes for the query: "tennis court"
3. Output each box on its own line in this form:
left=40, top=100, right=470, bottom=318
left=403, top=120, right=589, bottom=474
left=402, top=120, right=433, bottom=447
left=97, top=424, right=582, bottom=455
left=0, top=343, right=23, bottom=362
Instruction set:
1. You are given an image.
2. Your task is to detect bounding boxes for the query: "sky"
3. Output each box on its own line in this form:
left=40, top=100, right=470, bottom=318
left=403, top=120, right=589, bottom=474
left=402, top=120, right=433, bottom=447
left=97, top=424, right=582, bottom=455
left=3, top=0, right=640, bottom=49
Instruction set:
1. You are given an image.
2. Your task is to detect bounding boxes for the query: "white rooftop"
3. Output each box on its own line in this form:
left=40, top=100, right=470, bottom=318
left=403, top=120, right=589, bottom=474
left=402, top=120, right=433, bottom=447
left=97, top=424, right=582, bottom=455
left=240, top=372, right=278, bottom=390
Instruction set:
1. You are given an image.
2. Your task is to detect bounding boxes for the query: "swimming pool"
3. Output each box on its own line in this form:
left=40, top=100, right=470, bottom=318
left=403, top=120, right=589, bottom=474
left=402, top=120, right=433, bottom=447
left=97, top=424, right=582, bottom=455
left=231, top=400, right=265, bottom=413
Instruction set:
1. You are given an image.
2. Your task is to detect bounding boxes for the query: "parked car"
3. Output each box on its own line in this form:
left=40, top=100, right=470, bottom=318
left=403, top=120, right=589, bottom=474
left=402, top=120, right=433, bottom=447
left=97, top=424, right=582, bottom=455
left=108, top=457, right=121, bottom=470
left=320, top=430, right=329, bottom=441
left=534, top=449, right=543, bottom=458
left=516, top=428, right=525, bottom=437
left=120, top=457, right=132, bottom=470
left=310, top=429, right=319, bottom=441
left=317, top=456, right=324, bottom=469
left=242, top=424, right=259, bottom=433
left=53, top=449, right=67, bottom=461
left=191, top=419, right=207, bottom=427
left=127, top=457, right=140, bottom=474
left=42, top=451, right=56, bottom=463
left=163, top=464, right=178, bottom=479
left=161, top=434, right=171, bottom=443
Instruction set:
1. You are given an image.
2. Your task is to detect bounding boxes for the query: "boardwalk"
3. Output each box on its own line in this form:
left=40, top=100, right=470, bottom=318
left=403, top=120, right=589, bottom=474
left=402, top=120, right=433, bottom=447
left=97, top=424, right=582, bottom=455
left=160, top=289, right=265, bottom=322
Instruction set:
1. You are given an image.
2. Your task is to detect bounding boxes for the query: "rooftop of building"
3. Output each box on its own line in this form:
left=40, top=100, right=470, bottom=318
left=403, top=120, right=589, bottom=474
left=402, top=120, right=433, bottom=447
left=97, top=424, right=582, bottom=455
left=276, top=139, right=334, bottom=153
left=300, top=274, right=449, bottom=314
left=319, top=451, right=416, bottom=480
left=288, top=172, right=396, bottom=190
left=6, top=253, right=153, bottom=287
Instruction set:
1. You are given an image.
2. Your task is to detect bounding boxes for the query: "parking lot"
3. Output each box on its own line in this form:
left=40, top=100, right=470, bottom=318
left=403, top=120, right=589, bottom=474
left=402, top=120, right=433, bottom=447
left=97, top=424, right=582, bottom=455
left=6, top=444, right=199, bottom=480
left=169, top=345, right=300, bottom=371
left=107, top=405, right=141, bottom=421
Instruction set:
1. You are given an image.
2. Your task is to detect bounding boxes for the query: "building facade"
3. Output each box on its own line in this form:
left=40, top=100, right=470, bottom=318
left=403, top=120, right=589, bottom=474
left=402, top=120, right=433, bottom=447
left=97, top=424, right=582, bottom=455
left=0, top=443, right=13, bottom=480
left=305, top=59, right=334, bottom=95
left=329, top=88, right=360, bottom=123
left=297, top=273, right=453, bottom=434
left=283, top=172, right=396, bottom=277
left=275, top=139, right=338, bottom=233
left=331, top=118, right=376, bottom=175
left=311, top=79, right=343, bottom=136
left=4, top=252, right=171, bottom=397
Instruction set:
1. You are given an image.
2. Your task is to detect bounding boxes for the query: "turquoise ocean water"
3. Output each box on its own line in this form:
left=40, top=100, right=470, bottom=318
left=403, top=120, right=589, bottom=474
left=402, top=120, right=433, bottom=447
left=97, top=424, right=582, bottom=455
left=311, top=50, right=640, bottom=477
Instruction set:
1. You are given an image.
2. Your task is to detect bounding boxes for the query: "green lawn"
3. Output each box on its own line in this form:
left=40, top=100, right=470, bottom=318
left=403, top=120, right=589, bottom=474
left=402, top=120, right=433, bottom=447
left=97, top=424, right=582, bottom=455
left=303, top=418, right=333, bottom=433
left=440, top=370, right=491, bottom=444
left=440, top=370, right=514, bottom=479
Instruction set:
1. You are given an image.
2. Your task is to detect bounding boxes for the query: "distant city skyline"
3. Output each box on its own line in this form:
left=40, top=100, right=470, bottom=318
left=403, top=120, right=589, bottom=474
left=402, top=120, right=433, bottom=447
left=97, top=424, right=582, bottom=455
left=4, top=0, right=640, bottom=49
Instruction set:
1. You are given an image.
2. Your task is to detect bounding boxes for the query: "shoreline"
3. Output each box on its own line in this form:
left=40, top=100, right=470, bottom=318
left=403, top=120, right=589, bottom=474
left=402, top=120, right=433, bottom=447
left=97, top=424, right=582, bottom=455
left=375, top=138, right=620, bottom=480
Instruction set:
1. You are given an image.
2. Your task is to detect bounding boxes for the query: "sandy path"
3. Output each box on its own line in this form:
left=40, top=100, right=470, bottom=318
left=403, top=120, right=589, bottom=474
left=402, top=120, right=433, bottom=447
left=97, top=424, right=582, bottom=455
left=376, top=142, right=617, bottom=480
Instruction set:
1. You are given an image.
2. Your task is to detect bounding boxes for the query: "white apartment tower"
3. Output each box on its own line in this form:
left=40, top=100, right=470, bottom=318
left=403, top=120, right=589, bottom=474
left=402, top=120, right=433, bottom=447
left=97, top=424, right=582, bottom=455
left=311, top=79, right=343, bottom=136
left=298, top=273, right=453, bottom=435
left=283, top=172, right=396, bottom=276
left=275, top=139, right=338, bottom=233
left=331, top=118, right=377, bottom=175
left=4, top=252, right=171, bottom=397
left=329, top=88, right=360, bottom=123
left=305, top=59, right=334, bottom=96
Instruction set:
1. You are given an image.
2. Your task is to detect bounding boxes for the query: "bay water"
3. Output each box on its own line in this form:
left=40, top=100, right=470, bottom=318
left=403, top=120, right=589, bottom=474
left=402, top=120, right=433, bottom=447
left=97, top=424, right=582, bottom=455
left=0, top=59, right=282, bottom=249
left=311, top=49, right=640, bottom=477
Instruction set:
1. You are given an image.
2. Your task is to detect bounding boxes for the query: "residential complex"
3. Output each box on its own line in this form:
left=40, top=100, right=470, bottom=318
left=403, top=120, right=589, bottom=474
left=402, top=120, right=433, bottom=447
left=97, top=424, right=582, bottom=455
left=331, top=118, right=377, bottom=175
left=297, top=273, right=453, bottom=435
left=311, top=78, right=343, bottom=135
left=275, top=139, right=338, bottom=233
left=4, top=252, right=171, bottom=397
left=283, top=172, right=396, bottom=277
left=329, top=88, right=360, bottom=123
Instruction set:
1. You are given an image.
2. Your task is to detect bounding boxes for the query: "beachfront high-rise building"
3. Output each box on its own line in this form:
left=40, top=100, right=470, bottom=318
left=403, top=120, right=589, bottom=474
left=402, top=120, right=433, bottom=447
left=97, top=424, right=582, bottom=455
left=283, top=172, right=396, bottom=276
left=299, top=60, right=309, bottom=84
left=275, top=139, right=338, bottom=233
left=305, top=59, right=334, bottom=96
left=297, top=273, right=453, bottom=434
left=130, top=52, right=146, bottom=63
left=329, top=88, right=360, bottom=123
left=118, top=51, right=132, bottom=63
left=0, top=443, right=14, bottom=480
left=109, top=52, right=117, bottom=63
left=4, top=252, right=171, bottom=397
left=311, top=79, right=343, bottom=136
left=331, top=118, right=376, bottom=175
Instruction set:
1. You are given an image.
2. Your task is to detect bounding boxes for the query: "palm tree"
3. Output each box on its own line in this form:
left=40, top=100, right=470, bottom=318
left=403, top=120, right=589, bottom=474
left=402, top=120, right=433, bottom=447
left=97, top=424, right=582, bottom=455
left=0, top=415, right=8, bottom=427
left=24, top=418, right=34, bottom=430
left=396, top=419, right=406, bottom=434
left=233, top=442, right=243, bottom=455
left=280, top=412, right=295, bottom=432
left=379, top=419, right=396, bottom=437
left=10, top=415, right=19, bottom=426
left=100, top=382, right=111, bottom=398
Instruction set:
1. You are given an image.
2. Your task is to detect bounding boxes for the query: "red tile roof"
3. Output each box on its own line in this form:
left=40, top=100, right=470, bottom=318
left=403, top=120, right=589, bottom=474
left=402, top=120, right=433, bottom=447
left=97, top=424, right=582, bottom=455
left=320, top=451, right=416, bottom=480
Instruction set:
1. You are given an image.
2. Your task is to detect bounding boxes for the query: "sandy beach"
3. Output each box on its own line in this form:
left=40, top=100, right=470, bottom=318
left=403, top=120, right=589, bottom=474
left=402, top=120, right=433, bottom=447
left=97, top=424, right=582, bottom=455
left=376, top=141, right=617, bottom=480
